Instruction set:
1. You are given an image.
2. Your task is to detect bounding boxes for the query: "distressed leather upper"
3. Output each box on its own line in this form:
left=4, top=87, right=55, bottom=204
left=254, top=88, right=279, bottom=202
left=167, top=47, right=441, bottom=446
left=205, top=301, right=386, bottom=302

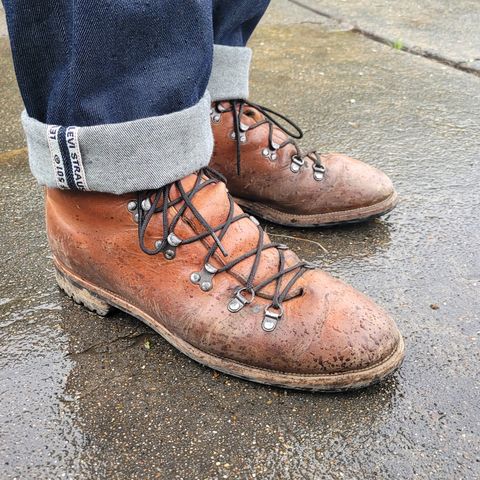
left=210, top=101, right=395, bottom=215
left=46, top=174, right=400, bottom=375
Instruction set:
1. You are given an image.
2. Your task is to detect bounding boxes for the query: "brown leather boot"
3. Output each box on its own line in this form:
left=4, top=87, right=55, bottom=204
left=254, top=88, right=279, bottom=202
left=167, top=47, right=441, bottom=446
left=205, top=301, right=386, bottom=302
left=209, top=100, right=398, bottom=227
left=48, top=169, right=404, bottom=390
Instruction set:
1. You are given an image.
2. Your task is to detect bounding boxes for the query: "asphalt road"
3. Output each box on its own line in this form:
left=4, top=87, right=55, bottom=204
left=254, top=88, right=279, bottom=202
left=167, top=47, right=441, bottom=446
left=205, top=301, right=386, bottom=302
left=1, top=1, right=479, bottom=478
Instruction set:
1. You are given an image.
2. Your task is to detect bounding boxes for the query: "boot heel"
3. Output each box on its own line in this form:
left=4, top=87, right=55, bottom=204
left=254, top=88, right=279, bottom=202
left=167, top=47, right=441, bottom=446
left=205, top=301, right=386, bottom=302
left=55, top=268, right=112, bottom=316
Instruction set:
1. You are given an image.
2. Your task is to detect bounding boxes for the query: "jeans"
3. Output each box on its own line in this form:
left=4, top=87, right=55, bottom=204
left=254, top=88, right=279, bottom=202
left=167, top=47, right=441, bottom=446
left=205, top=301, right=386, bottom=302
left=2, top=0, right=270, bottom=193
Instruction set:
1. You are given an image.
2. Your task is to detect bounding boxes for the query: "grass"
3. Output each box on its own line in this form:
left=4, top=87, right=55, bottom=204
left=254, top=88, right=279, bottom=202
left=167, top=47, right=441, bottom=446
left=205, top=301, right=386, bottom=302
left=392, top=38, right=404, bottom=50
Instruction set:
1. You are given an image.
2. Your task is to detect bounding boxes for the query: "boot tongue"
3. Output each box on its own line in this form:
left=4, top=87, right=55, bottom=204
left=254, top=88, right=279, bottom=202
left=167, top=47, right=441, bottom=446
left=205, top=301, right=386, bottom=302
left=173, top=173, right=301, bottom=297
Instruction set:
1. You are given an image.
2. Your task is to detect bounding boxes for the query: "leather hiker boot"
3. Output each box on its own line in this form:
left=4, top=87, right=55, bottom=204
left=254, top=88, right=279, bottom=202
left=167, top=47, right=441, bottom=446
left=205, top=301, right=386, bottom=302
left=209, top=100, right=398, bottom=227
left=48, top=169, right=404, bottom=390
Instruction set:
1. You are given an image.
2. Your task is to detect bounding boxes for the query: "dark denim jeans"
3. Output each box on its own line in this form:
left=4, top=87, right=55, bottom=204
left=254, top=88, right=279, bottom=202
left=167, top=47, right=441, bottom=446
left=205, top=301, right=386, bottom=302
left=3, top=0, right=270, bottom=126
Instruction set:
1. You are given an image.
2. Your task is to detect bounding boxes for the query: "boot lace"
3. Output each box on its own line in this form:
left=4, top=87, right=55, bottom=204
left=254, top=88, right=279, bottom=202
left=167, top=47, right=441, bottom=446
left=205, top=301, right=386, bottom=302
left=211, top=100, right=325, bottom=180
left=127, top=168, right=316, bottom=332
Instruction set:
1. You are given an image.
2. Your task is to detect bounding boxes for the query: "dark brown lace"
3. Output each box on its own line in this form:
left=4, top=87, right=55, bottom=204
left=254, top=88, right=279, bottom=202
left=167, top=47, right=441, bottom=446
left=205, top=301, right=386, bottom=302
left=134, top=168, right=315, bottom=331
left=212, top=100, right=325, bottom=177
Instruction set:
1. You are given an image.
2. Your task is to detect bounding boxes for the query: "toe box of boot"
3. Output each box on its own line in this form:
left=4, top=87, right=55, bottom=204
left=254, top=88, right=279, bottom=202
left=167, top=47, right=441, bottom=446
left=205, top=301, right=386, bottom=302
left=246, top=269, right=403, bottom=377
left=317, top=153, right=396, bottom=213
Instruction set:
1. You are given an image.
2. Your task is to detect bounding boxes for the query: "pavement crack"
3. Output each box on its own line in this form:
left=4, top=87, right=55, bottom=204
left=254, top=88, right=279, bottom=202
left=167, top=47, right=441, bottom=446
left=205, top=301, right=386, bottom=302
left=68, top=332, right=151, bottom=356
left=289, top=0, right=480, bottom=77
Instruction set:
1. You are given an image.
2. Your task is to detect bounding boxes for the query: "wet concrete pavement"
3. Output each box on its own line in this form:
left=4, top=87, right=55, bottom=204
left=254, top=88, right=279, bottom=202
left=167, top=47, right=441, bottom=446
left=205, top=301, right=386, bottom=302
left=1, top=1, right=479, bottom=478
left=292, top=0, right=480, bottom=74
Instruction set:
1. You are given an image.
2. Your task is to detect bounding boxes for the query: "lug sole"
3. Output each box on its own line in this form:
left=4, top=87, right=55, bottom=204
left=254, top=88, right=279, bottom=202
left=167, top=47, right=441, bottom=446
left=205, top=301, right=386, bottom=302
left=233, top=191, right=399, bottom=228
left=55, top=260, right=405, bottom=392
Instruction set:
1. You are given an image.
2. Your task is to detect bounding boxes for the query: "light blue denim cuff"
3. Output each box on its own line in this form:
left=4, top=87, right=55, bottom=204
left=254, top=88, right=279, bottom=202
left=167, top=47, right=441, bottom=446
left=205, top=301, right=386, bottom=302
left=207, top=45, right=252, bottom=101
left=21, top=93, right=213, bottom=194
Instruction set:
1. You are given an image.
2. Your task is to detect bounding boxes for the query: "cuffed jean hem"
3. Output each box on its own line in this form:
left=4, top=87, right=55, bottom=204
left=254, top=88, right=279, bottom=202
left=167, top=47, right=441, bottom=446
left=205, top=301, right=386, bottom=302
left=207, top=45, right=252, bottom=101
left=21, top=93, right=213, bottom=195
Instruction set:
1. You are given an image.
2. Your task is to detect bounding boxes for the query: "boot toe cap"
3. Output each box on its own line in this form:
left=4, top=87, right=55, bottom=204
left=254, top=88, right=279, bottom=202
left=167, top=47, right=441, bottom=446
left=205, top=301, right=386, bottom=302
left=322, top=153, right=396, bottom=211
left=284, top=270, right=402, bottom=376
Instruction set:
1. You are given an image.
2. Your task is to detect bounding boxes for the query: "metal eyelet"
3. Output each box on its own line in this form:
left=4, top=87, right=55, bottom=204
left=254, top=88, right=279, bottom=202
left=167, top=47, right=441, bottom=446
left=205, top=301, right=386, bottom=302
left=190, top=263, right=218, bottom=291
left=230, top=131, right=247, bottom=143
left=127, top=200, right=140, bottom=223
left=158, top=233, right=182, bottom=260
left=141, top=198, right=152, bottom=211
left=167, top=233, right=181, bottom=247
left=153, top=233, right=182, bottom=260
left=227, top=287, right=256, bottom=313
left=249, top=215, right=260, bottom=226
left=154, top=241, right=172, bottom=260
left=262, top=304, right=284, bottom=332
left=313, top=164, right=326, bottom=181
left=290, top=155, right=305, bottom=173
left=210, top=107, right=221, bottom=123
left=163, top=249, right=175, bottom=260
left=212, top=114, right=221, bottom=123
left=262, top=146, right=278, bottom=161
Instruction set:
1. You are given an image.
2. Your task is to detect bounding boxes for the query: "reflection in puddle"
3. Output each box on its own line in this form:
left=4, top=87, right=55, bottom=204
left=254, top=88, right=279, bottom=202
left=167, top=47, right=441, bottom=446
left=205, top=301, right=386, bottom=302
left=264, top=218, right=393, bottom=265
left=0, top=290, right=86, bottom=479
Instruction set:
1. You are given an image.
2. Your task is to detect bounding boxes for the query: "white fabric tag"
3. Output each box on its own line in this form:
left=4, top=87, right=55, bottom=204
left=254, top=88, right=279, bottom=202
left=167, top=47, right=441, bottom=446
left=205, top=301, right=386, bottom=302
left=65, top=126, right=89, bottom=191
left=47, top=125, right=68, bottom=189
